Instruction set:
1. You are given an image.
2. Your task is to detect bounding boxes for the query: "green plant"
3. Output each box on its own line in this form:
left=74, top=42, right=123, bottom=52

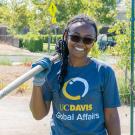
left=18, top=33, right=44, bottom=52
left=118, top=77, right=130, bottom=104
left=88, top=43, right=101, bottom=58
left=24, top=39, right=44, bottom=52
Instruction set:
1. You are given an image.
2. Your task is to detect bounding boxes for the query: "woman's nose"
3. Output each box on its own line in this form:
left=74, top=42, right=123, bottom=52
left=76, top=40, right=85, bottom=46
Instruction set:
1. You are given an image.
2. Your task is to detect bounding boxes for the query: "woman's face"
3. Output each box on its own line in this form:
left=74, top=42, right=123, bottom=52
left=66, top=22, right=96, bottom=59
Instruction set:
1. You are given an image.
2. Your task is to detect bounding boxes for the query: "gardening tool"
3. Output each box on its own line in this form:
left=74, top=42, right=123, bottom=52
left=0, top=54, right=59, bottom=99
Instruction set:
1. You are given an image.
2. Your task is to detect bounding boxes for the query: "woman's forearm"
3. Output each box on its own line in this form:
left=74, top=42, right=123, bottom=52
left=105, top=108, right=121, bottom=135
left=30, top=86, right=50, bottom=120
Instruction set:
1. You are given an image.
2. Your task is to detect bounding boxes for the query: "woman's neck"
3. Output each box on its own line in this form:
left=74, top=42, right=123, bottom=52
left=68, top=57, right=90, bottom=67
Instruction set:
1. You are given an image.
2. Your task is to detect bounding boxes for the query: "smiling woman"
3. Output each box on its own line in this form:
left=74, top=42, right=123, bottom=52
left=66, top=21, right=96, bottom=66
left=30, top=14, right=121, bottom=135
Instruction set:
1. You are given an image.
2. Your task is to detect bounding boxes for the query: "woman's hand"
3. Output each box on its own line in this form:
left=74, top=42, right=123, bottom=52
left=32, top=57, right=52, bottom=86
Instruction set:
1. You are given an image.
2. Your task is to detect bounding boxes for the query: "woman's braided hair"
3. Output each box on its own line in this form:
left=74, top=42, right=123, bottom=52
left=55, top=14, right=98, bottom=91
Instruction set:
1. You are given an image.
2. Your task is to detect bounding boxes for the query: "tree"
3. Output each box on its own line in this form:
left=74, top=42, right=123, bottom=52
left=0, top=0, right=31, bottom=34
left=93, top=0, right=116, bottom=24
left=108, top=0, right=132, bottom=71
left=0, top=0, right=117, bottom=37
left=109, top=21, right=130, bottom=68
left=106, top=0, right=133, bottom=98
left=56, top=0, right=116, bottom=26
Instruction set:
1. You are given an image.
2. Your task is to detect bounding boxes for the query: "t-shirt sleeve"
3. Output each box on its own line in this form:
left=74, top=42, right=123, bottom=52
left=42, top=78, right=53, bottom=101
left=103, top=67, right=121, bottom=108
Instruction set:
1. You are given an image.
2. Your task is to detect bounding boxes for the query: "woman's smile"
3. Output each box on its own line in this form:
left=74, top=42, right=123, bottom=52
left=74, top=46, right=85, bottom=52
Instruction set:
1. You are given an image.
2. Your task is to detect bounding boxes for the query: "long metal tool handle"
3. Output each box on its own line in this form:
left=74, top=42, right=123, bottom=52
left=0, top=55, right=59, bottom=99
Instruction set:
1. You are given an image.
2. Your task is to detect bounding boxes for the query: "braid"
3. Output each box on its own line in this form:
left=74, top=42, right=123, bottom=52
left=55, top=35, right=69, bottom=90
left=55, top=14, right=98, bottom=92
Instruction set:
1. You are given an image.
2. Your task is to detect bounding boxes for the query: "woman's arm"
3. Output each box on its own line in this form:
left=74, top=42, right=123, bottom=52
left=30, top=86, right=51, bottom=120
left=104, top=108, right=121, bottom=135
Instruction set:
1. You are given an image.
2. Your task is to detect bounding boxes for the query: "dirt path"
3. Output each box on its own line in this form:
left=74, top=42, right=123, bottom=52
left=0, top=96, right=52, bottom=135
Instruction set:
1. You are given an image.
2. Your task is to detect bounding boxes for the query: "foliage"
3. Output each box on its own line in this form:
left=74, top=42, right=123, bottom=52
left=22, top=38, right=43, bottom=52
left=29, top=0, right=51, bottom=34
left=106, top=0, right=134, bottom=103
left=56, top=0, right=84, bottom=26
left=93, top=0, right=116, bottom=24
left=0, top=0, right=30, bottom=34
left=56, top=0, right=116, bottom=26
left=107, top=0, right=134, bottom=71
left=118, top=77, right=130, bottom=104
left=0, top=0, right=51, bottom=35
left=89, top=43, right=101, bottom=58
left=0, top=0, right=116, bottom=57
left=0, top=0, right=8, bottom=5
left=108, top=20, right=131, bottom=70
left=18, top=32, right=44, bottom=51
left=0, top=0, right=117, bottom=35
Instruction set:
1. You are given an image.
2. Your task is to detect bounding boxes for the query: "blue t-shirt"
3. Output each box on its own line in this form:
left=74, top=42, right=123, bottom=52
left=42, top=58, right=120, bottom=135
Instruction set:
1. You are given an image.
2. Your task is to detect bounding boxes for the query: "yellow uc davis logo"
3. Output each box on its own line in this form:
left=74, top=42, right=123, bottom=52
left=62, top=77, right=89, bottom=100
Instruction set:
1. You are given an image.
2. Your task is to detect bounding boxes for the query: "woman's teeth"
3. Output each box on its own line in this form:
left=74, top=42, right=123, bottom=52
left=75, top=47, right=84, bottom=51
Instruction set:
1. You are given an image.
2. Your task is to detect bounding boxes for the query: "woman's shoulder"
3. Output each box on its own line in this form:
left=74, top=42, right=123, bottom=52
left=47, top=60, right=61, bottom=81
left=52, top=59, right=61, bottom=69
left=91, top=58, right=114, bottom=73
left=48, top=59, right=61, bottom=75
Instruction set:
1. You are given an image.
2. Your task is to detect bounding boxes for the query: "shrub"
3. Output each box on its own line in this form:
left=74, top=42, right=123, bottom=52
left=19, top=38, right=24, bottom=48
left=23, top=39, right=43, bottom=52
left=43, top=34, right=49, bottom=43
left=18, top=33, right=44, bottom=52
left=18, top=34, right=62, bottom=52
left=118, top=78, right=130, bottom=104
left=24, top=34, right=63, bottom=52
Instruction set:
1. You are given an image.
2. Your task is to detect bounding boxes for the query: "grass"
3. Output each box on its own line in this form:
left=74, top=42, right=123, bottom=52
left=43, top=43, right=55, bottom=53
left=118, top=77, right=131, bottom=104
left=21, top=57, right=33, bottom=66
left=0, top=57, right=12, bottom=65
